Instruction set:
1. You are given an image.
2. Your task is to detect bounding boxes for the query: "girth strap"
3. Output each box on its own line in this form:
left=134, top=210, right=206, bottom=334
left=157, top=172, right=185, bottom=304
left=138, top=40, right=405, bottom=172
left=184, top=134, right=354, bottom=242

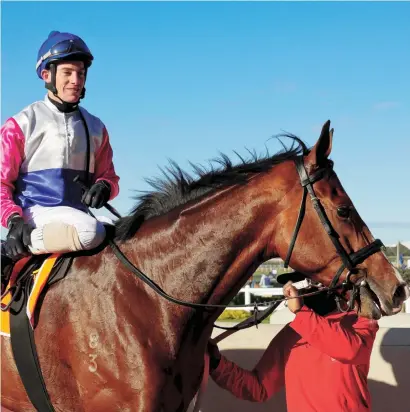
left=10, top=274, right=55, bottom=412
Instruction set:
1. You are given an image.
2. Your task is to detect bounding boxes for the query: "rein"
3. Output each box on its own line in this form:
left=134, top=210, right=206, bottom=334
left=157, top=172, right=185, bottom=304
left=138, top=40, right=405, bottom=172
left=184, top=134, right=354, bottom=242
left=75, top=144, right=383, bottom=317
left=108, top=239, right=342, bottom=311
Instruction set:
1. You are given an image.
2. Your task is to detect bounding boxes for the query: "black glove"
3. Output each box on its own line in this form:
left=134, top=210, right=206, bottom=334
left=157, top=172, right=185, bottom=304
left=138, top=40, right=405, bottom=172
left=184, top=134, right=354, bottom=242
left=5, top=215, right=32, bottom=259
left=207, top=340, right=221, bottom=371
left=81, top=180, right=111, bottom=209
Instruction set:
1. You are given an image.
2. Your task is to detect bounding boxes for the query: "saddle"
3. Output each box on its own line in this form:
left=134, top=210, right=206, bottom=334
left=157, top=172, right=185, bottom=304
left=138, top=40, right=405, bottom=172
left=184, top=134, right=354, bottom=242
left=0, top=253, right=74, bottom=411
left=1, top=253, right=73, bottom=336
left=0, top=223, right=116, bottom=321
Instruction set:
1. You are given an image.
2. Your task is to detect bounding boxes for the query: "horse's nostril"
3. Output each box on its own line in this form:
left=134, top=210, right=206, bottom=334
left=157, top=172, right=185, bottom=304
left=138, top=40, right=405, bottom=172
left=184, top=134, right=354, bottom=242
left=392, top=284, right=410, bottom=308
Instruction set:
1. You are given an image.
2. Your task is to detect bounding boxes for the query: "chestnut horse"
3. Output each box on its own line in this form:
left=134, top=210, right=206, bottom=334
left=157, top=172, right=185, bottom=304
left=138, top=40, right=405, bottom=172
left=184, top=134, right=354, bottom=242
left=1, top=120, right=409, bottom=411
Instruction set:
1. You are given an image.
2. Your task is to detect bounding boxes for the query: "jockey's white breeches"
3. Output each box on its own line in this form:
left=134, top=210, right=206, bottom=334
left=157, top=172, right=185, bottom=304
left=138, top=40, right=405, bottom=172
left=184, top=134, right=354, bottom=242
left=23, top=205, right=106, bottom=254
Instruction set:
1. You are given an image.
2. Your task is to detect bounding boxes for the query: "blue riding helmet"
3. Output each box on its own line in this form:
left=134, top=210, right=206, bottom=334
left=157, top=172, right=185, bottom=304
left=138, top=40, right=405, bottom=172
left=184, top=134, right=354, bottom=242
left=36, top=31, right=94, bottom=79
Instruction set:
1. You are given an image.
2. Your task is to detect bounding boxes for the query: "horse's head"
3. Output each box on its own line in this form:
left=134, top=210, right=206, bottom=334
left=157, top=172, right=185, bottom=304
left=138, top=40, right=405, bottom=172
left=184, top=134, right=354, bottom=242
left=273, top=120, right=409, bottom=319
left=114, top=119, right=408, bottom=321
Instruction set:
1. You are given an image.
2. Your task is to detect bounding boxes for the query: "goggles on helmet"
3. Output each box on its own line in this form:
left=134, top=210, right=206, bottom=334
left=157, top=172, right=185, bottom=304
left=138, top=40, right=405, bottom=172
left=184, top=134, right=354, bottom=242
left=36, top=39, right=92, bottom=70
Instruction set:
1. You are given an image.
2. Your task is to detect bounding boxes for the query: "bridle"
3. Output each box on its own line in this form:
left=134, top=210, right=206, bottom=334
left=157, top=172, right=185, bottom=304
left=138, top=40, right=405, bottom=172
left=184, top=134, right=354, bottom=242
left=283, top=156, right=384, bottom=311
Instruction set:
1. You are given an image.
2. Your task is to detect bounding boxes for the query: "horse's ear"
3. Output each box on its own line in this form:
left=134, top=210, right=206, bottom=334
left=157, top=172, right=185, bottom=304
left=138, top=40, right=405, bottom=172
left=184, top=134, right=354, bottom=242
left=307, top=120, right=334, bottom=166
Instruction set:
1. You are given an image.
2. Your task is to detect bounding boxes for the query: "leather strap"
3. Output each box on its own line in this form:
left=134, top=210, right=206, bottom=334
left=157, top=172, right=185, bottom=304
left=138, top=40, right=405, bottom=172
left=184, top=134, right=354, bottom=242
left=10, top=275, right=55, bottom=412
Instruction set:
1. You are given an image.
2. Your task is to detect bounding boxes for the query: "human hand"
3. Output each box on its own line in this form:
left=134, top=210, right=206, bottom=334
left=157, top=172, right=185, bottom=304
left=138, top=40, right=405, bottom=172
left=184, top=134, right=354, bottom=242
left=283, top=281, right=304, bottom=314
left=81, top=180, right=111, bottom=209
left=207, top=339, right=221, bottom=371
left=5, top=215, right=32, bottom=259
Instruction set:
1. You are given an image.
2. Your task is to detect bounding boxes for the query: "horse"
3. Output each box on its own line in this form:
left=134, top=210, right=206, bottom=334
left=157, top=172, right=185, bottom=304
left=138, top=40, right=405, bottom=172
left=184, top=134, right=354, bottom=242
left=1, top=120, right=409, bottom=411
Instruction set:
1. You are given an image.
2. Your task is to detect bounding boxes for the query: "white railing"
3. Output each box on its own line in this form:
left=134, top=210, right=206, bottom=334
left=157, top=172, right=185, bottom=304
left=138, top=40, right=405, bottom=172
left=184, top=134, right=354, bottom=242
left=231, top=285, right=410, bottom=314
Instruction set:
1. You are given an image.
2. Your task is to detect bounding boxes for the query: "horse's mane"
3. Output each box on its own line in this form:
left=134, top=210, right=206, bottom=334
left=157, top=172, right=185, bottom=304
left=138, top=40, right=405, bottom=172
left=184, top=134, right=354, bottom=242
left=115, top=134, right=309, bottom=241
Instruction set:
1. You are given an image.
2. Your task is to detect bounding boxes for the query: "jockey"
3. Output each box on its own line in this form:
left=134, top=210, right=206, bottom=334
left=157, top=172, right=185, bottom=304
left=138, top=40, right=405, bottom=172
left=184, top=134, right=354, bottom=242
left=208, top=274, right=379, bottom=412
left=0, top=31, right=120, bottom=269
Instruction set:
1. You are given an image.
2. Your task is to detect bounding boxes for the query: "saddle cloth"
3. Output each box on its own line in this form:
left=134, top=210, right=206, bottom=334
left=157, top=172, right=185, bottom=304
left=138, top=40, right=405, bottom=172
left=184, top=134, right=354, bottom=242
left=1, top=254, right=60, bottom=337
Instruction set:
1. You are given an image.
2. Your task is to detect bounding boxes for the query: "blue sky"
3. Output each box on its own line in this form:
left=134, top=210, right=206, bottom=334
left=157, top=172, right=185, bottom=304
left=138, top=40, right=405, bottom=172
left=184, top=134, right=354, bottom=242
left=1, top=1, right=409, bottom=245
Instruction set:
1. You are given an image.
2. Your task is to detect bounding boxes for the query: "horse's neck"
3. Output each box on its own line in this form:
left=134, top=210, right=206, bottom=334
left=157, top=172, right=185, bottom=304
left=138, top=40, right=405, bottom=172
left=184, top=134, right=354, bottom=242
left=129, top=170, right=288, bottom=308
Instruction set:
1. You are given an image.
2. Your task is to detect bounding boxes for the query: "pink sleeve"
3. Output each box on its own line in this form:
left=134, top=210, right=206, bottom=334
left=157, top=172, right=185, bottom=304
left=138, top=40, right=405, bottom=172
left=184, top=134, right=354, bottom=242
left=94, top=126, right=120, bottom=200
left=0, top=118, right=25, bottom=228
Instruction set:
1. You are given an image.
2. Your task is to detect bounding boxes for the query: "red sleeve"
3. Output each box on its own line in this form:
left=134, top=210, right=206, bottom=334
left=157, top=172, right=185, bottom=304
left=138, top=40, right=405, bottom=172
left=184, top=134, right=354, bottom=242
left=210, top=326, right=298, bottom=402
left=0, top=118, right=24, bottom=227
left=94, top=126, right=120, bottom=200
left=289, top=306, right=379, bottom=364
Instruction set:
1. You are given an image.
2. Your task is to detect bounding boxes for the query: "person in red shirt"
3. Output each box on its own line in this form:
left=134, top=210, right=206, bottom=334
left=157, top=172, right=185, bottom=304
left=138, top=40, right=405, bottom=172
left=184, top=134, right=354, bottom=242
left=208, top=273, right=379, bottom=412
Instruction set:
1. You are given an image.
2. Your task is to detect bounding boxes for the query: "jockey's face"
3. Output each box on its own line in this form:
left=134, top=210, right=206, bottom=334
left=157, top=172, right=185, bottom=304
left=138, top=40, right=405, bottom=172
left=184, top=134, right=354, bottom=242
left=42, top=61, right=86, bottom=103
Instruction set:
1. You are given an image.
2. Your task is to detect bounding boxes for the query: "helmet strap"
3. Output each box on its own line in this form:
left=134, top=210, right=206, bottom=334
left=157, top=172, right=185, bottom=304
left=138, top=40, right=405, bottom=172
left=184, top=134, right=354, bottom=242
left=45, top=63, right=58, bottom=95
left=80, top=67, right=88, bottom=99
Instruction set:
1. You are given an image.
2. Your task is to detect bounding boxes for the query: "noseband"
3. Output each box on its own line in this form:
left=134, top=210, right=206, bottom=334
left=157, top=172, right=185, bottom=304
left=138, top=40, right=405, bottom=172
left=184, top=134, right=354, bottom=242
left=284, top=156, right=384, bottom=310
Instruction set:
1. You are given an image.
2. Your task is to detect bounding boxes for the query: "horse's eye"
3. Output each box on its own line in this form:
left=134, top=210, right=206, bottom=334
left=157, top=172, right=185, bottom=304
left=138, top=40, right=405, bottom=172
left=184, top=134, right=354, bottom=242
left=337, top=206, right=351, bottom=219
